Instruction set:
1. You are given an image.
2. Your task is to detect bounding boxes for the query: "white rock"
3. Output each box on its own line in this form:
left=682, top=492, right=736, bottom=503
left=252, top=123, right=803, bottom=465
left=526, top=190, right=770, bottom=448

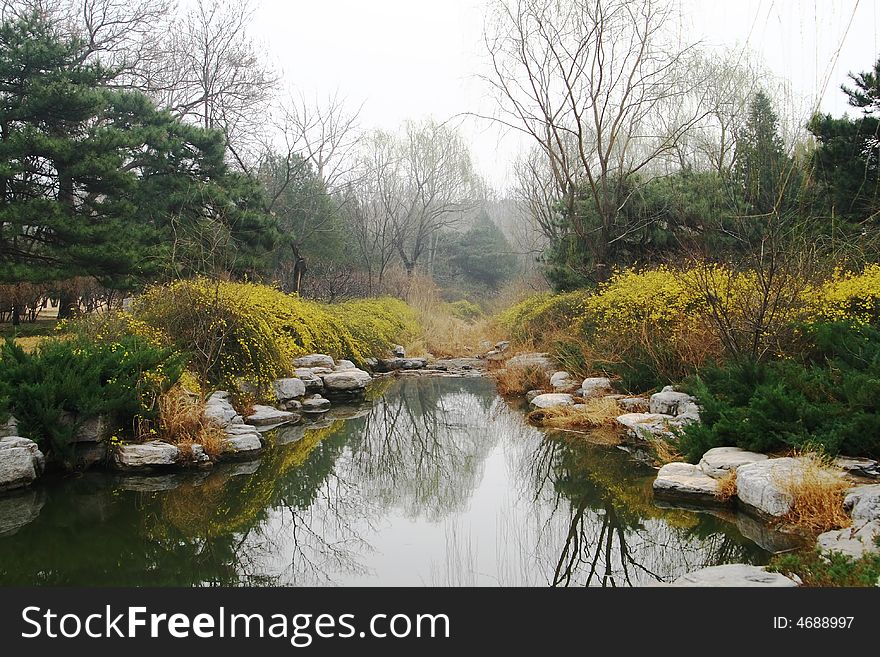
left=505, top=352, right=556, bottom=372
left=550, top=371, right=574, bottom=390
left=292, top=354, right=335, bottom=369
left=653, top=462, right=720, bottom=499
left=246, top=405, right=298, bottom=426
left=529, top=393, right=575, bottom=409
left=616, top=412, right=674, bottom=439
left=699, top=447, right=768, bottom=479
left=833, top=456, right=880, bottom=478
left=0, top=436, right=45, bottom=474
left=736, top=457, right=845, bottom=518
left=844, top=484, right=880, bottom=524
left=302, top=396, right=331, bottom=414
left=273, top=378, right=306, bottom=401
left=223, top=433, right=262, bottom=454
left=668, top=564, right=798, bottom=587
left=204, top=396, right=238, bottom=427
left=580, top=377, right=612, bottom=397
left=650, top=386, right=697, bottom=416
left=322, top=368, right=372, bottom=391
left=817, top=520, right=880, bottom=560
left=225, top=423, right=260, bottom=435
left=391, top=345, right=406, bottom=357
left=115, top=441, right=179, bottom=468
left=0, top=443, right=41, bottom=492
left=334, top=359, right=356, bottom=371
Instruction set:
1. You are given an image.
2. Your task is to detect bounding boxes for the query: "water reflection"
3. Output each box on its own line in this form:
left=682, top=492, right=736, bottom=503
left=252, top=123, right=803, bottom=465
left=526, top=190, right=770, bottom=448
left=0, top=377, right=770, bottom=586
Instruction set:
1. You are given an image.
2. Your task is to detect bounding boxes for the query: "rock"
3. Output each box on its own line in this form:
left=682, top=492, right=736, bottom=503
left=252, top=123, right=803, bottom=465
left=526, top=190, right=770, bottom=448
left=505, top=352, right=556, bottom=372
left=844, top=484, right=880, bottom=524
left=650, top=386, right=698, bottom=416
left=204, top=392, right=240, bottom=427
left=74, top=415, right=108, bottom=443
left=529, top=393, right=575, bottom=409
left=294, top=369, right=325, bottom=393
left=302, top=395, right=331, bottom=414
left=225, top=423, right=261, bottom=435
left=495, top=340, right=510, bottom=352
left=364, top=357, right=379, bottom=370
left=72, top=442, right=108, bottom=470
left=376, top=358, right=428, bottom=372
left=699, top=447, right=768, bottom=479
left=817, top=521, right=880, bottom=559
left=222, top=433, right=262, bottom=456
left=246, top=405, right=298, bottom=427
left=736, top=457, right=845, bottom=518
left=550, top=371, right=576, bottom=391
left=580, top=377, right=612, bottom=398
left=283, top=399, right=303, bottom=412
left=334, top=359, right=356, bottom=371
left=653, top=462, right=721, bottom=501
left=668, top=564, right=798, bottom=587
left=833, top=456, right=880, bottom=478
left=484, top=350, right=506, bottom=362
left=209, top=390, right=231, bottom=401
left=525, top=389, right=544, bottom=403
left=188, top=444, right=210, bottom=464
left=616, top=412, right=674, bottom=440
left=0, top=488, right=44, bottom=536
left=115, top=441, right=179, bottom=469
left=322, top=368, right=372, bottom=392
left=272, top=378, right=307, bottom=402
left=618, top=397, right=649, bottom=412
left=0, top=436, right=45, bottom=492
left=292, top=354, right=335, bottom=369
left=392, top=344, right=406, bottom=357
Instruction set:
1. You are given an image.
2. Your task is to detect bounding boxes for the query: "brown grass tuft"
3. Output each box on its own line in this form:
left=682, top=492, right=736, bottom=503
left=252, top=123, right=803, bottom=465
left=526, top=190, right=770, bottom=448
left=715, top=469, right=737, bottom=502
left=778, top=452, right=852, bottom=534
left=152, top=385, right=227, bottom=458
left=494, top=362, right=550, bottom=396
left=527, top=396, right=620, bottom=429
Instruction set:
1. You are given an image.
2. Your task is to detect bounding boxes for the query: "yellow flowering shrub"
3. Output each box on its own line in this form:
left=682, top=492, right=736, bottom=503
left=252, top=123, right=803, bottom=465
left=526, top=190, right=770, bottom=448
left=808, top=265, right=880, bottom=324
left=131, top=279, right=420, bottom=394
left=499, top=290, right=590, bottom=344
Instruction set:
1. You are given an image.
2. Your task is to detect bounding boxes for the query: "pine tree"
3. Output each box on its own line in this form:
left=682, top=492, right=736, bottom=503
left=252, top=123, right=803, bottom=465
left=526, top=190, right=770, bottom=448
left=734, top=91, right=789, bottom=216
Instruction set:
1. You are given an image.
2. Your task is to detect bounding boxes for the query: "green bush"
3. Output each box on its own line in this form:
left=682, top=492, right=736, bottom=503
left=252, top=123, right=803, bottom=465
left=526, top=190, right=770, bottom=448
left=0, top=336, right=183, bottom=462
left=675, top=321, right=880, bottom=461
left=446, top=299, right=483, bottom=322
left=769, top=545, right=880, bottom=587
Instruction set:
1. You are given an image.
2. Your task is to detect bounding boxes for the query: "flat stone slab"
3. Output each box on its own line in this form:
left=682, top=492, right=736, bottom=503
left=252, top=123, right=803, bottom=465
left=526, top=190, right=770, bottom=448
left=616, top=413, right=674, bottom=440
left=334, top=359, right=357, bottom=371
left=222, top=433, right=262, bottom=455
left=115, top=441, right=179, bottom=469
left=668, top=564, right=798, bottom=587
left=834, top=456, right=880, bottom=478
left=246, top=405, right=298, bottom=426
left=653, top=462, right=720, bottom=500
left=529, top=393, right=575, bottom=409
left=699, top=447, right=768, bottom=479
left=505, top=352, right=555, bottom=372
left=301, top=396, right=331, bottom=414
left=817, top=520, right=880, bottom=559
left=292, top=354, right=335, bottom=369
left=376, top=358, right=427, bottom=372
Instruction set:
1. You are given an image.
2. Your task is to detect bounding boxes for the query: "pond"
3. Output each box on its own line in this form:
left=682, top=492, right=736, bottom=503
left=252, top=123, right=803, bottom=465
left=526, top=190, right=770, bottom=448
left=0, top=376, right=780, bottom=586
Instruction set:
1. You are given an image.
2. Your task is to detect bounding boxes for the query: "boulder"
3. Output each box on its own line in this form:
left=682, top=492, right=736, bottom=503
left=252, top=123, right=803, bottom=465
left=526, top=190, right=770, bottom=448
left=484, top=349, right=506, bottom=362
left=736, top=457, right=845, bottom=518
left=668, top=564, right=798, bottom=587
left=272, top=378, right=307, bottom=402
left=653, top=462, right=720, bottom=501
left=616, top=412, right=674, bottom=440
left=294, top=368, right=325, bottom=393
left=115, top=441, right=179, bottom=469
left=817, top=521, right=880, bottom=560
left=322, top=368, right=372, bottom=392
left=529, top=393, right=575, bottom=409
left=699, top=447, right=768, bottom=479
left=302, top=395, right=331, bottom=414
left=225, top=423, right=261, bottom=436
left=550, top=371, right=576, bottom=391
left=222, top=433, right=263, bottom=456
left=391, top=344, right=406, bottom=357
left=74, top=415, right=108, bottom=443
left=246, top=405, right=298, bottom=427
left=650, top=386, right=698, bottom=416
left=204, top=392, right=241, bottom=427
left=0, top=436, right=45, bottom=492
left=334, top=359, right=357, bottom=371
left=525, top=389, right=544, bottom=403
left=188, top=443, right=210, bottom=464
left=580, top=377, right=612, bottom=398
left=292, top=354, right=335, bottom=369
left=376, top=358, right=428, bottom=372
left=844, top=484, right=880, bottom=524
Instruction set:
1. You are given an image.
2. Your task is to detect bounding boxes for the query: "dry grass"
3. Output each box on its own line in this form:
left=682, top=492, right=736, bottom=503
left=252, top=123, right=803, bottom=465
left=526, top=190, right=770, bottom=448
left=527, top=396, right=620, bottom=429
left=715, top=469, right=738, bottom=502
left=778, top=451, right=852, bottom=534
left=494, top=361, right=551, bottom=396
left=644, top=435, right=682, bottom=465
left=153, top=385, right=227, bottom=457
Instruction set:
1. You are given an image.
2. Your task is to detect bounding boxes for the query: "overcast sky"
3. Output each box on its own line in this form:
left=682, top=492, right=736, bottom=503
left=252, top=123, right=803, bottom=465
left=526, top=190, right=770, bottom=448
left=247, top=0, right=879, bottom=191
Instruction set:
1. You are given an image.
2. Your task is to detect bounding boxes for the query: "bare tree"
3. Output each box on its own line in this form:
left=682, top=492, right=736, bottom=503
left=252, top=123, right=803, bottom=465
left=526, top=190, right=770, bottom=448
left=482, top=0, right=712, bottom=282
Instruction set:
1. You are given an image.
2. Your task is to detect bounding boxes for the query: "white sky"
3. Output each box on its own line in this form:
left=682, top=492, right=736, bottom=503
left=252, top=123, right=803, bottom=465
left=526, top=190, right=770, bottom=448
left=248, top=0, right=880, bottom=192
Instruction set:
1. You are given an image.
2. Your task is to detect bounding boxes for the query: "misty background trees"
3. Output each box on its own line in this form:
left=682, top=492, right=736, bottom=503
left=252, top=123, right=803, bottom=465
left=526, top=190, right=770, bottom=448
left=1, top=0, right=878, bottom=323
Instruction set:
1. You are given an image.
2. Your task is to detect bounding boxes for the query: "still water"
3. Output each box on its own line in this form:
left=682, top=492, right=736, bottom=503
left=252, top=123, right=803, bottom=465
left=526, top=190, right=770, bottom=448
left=0, top=376, right=774, bottom=586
